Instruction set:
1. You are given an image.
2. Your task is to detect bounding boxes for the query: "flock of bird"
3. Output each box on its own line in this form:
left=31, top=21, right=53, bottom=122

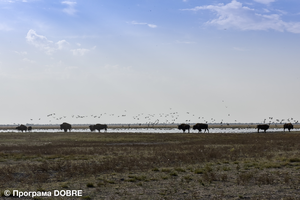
left=19, top=114, right=299, bottom=136
left=28, top=112, right=233, bottom=125
left=22, top=102, right=298, bottom=129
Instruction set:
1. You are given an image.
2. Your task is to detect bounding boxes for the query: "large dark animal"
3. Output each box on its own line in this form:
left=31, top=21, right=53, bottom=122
left=257, top=124, right=269, bottom=133
left=284, top=123, right=293, bottom=132
left=60, top=122, right=72, bottom=132
left=93, top=124, right=107, bottom=132
left=193, top=123, right=209, bottom=133
left=178, top=123, right=190, bottom=133
left=16, top=124, right=27, bottom=132
left=89, top=125, right=95, bottom=132
left=27, top=126, right=32, bottom=131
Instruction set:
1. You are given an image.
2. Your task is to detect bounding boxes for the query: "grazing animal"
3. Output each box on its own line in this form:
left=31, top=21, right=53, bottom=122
left=89, top=125, right=95, bottom=132
left=257, top=124, right=269, bottom=133
left=16, top=124, right=27, bottom=132
left=193, top=123, right=209, bottom=133
left=93, top=124, right=107, bottom=132
left=60, top=122, right=72, bottom=132
left=178, top=123, right=190, bottom=133
left=284, top=123, right=293, bottom=132
left=27, top=126, right=32, bottom=131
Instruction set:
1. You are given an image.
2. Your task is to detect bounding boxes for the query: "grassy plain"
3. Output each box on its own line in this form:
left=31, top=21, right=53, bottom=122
left=0, top=131, right=300, bottom=199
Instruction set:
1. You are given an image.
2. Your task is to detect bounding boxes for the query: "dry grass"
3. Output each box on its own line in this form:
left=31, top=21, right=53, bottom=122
left=0, top=131, right=300, bottom=199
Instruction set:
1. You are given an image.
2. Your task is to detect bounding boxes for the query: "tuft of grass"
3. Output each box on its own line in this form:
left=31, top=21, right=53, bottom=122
left=263, top=162, right=282, bottom=169
left=170, top=171, right=178, bottom=176
left=127, top=178, right=136, bottom=182
left=283, top=172, right=291, bottom=184
left=127, top=175, right=147, bottom=182
left=194, top=168, right=204, bottom=174
left=36, top=188, right=46, bottom=192
left=107, top=180, right=115, bottom=184
left=86, top=183, right=94, bottom=188
left=135, top=175, right=147, bottom=181
left=255, top=173, right=275, bottom=185
left=204, top=164, right=213, bottom=172
left=152, top=167, right=159, bottom=172
left=61, top=183, right=69, bottom=188
left=161, top=168, right=172, bottom=173
left=223, top=166, right=231, bottom=171
left=289, top=158, right=300, bottom=163
left=237, top=172, right=254, bottom=185
left=199, top=179, right=205, bottom=186
left=174, top=167, right=186, bottom=172
left=220, top=173, right=228, bottom=182
left=183, top=175, right=193, bottom=182
left=202, top=172, right=217, bottom=183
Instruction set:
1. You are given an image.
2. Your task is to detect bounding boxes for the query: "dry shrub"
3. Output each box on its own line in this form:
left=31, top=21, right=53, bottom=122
left=220, top=173, right=228, bottom=182
left=255, top=173, right=275, bottom=185
left=237, top=171, right=254, bottom=185
left=202, top=172, right=217, bottom=183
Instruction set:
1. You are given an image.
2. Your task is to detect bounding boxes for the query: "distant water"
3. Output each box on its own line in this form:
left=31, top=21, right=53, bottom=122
left=1, top=128, right=298, bottom=133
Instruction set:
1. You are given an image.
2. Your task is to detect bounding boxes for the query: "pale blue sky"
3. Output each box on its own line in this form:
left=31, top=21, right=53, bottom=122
left=0, top=0, right=299, bottom=125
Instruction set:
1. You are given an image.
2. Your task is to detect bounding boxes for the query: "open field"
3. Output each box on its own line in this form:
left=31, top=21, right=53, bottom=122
left=1, top=131, right=300, bottom=199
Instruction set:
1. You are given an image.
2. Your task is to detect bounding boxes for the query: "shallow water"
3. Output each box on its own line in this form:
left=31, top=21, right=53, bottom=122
left=2, top=128, right=299, bottom=133
left=103, top=128, right=299, bottom=134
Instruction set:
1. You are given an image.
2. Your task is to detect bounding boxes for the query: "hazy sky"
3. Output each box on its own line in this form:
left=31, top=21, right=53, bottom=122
left=1, top=0, right=300, bottom=125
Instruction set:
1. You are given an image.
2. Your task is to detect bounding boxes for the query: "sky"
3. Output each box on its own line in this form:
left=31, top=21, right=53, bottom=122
left=0, top=0, right=300, bottom=125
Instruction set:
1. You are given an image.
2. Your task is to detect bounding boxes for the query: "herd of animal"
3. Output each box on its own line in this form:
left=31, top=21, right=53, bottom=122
left=14, top=122, right=295, bottom=133
left=16, top=124, right=32, bottom=132
left=14, top=122, right=108, bottom=133
left=178, top=123, right=294, bottom=133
